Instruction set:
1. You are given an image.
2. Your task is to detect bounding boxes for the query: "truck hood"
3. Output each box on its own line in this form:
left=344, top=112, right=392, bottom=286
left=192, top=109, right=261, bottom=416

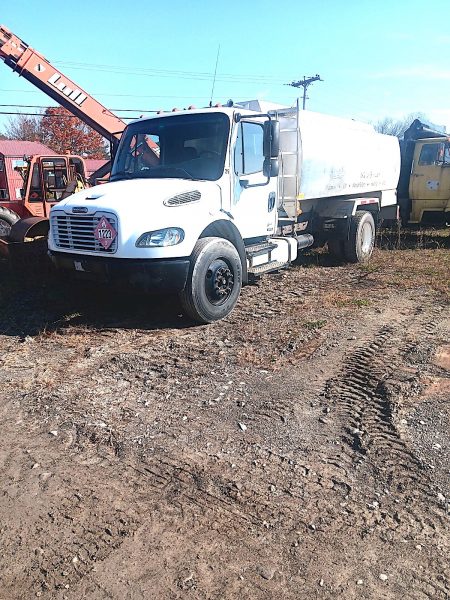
left=49, top=178, right=225, bottom=259
left=55, top=178, right=221, bottom=215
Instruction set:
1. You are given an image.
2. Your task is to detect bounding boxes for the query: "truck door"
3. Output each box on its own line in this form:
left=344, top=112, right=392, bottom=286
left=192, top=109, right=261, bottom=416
left=24, top=159, right=46, bottom=218
left=25, top=157, right=73, bottom=218
left=231, top=120, right=277, bottom=241
left=409, top=140, right=450, bottom=221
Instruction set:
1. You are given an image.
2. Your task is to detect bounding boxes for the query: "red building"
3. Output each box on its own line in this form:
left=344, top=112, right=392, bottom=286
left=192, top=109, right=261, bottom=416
left=0, top=140, right=55, bottom=203
left=84, top=158, right=108, bottom=180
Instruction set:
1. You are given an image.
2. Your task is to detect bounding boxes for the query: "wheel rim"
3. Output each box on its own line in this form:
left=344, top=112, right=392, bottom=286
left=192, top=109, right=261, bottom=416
left=0, top=219, right=11, bottom=237
left=360, top=221, right=373, bottom=254
left=205, top=259, right=234, bottom=305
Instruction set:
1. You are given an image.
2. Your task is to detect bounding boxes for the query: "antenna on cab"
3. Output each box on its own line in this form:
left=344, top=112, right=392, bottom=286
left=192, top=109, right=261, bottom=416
left=209, top=44, right=221, bottom=107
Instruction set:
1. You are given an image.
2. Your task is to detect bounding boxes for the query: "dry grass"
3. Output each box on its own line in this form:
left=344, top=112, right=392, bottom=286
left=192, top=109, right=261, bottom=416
left=377, top=224, right=449, bottom=251
left=365, top=245, right=449, bottom=298
left=343, top=226, right=450, bottom=298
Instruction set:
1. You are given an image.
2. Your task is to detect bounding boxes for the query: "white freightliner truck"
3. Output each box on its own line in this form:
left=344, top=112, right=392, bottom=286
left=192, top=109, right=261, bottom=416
left=48, top=100, right=400, bottom=323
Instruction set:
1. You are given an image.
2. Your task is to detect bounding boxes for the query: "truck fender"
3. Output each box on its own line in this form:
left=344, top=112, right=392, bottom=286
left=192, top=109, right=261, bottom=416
left=199, top=219, right=248, bottom=284
left=9, top=216, right=50, bottom=243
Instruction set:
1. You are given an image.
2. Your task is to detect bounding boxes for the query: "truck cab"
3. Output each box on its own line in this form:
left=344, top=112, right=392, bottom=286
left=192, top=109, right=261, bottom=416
left=407, top=138, right=450, bottom=223
left=109, top=109, right=279, bottom=240
left=398, top=119, right=450, bottom=225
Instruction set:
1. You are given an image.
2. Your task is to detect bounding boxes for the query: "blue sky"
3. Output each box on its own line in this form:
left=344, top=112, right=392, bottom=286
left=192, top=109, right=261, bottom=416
left=2, top=0, right=450, bottom=133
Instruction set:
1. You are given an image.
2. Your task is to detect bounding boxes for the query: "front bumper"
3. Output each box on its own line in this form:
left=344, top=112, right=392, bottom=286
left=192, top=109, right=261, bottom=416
left=49, top=250, right=190, bottom=293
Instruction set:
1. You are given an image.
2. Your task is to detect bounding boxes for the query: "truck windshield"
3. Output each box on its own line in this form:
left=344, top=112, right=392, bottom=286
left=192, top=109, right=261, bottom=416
left=111, top=112, right=230, bottom=182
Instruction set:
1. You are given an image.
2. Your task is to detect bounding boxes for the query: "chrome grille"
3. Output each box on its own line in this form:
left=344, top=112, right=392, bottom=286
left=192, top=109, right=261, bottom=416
left=164, top=190, right=201, bottom=206
left=51, top=212, right=118, bottom=253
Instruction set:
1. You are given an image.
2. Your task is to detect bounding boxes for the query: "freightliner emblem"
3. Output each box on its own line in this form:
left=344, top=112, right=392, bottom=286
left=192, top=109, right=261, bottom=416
left=72, top=207, right=88, bottom=214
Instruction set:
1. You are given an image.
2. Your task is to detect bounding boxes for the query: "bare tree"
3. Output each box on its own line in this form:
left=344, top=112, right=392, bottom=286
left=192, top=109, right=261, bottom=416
left=373, top=113, right=428, bottom=138
left=3, top=112, right=46, bottom=143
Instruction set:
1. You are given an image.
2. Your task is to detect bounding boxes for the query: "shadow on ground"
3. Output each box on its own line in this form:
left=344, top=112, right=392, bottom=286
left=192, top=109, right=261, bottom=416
left=0, top=257, right=190, bottom=337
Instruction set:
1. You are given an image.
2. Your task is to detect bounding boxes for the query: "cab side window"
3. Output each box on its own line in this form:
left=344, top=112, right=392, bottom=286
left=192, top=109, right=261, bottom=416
left=418, top=143, right=441, bottom=166
left=234, top=122, right=264, bottom=175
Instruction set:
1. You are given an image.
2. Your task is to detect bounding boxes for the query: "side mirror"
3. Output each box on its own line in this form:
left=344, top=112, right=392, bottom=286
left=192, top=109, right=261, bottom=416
left=263, top=120, right=280, bottom=159
left=263, top=158, right=279, bottom=178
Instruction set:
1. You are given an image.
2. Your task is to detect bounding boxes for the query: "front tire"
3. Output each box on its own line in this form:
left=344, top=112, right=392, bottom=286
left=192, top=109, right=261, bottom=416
left=180, top=237, right=242, bottom=324
left=344, top=211, right=375, bottom=263
left=0, top=207, right=20, bottom=237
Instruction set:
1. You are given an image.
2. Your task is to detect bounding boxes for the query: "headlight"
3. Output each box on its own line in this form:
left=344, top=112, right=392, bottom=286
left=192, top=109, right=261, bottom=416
left=135, top=227, right=185, bottom=247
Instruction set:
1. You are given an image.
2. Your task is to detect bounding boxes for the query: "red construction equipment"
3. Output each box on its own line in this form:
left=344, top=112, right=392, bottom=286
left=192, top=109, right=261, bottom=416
left=0, top=141, right=87, bottom=258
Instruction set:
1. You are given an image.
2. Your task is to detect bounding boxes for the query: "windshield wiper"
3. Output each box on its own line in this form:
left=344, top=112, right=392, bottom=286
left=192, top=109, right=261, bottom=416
left=111, top=166, right=196, bottom=182
left=142, top=166, right=195, bottom=180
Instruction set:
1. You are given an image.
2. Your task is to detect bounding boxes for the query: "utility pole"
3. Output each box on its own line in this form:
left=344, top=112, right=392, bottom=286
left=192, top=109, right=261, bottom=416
left=286, top=74, right=323, bottom=109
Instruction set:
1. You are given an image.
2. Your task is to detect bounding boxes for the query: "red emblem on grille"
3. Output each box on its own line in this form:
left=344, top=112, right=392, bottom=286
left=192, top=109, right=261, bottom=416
left=94, top=216, right=117, bottom=250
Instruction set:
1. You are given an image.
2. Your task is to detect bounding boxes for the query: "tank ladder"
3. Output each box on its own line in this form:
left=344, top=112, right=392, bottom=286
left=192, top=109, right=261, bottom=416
left=278, top=98, right=300, bottom=220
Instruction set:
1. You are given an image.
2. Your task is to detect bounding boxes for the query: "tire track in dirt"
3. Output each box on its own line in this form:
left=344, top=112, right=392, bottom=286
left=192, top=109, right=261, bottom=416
left=320, top=308, right=449, bottom=599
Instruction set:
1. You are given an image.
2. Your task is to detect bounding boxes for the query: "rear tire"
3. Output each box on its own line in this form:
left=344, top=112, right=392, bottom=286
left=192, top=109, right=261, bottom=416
left=344, top=211, right=375, bottom=263
left=180, top=237, right=242, bottom=324
left=0, top=207, right=20, bottom=237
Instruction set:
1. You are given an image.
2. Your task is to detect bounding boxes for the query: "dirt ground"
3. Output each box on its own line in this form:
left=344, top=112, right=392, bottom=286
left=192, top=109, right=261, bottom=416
left=0, top=229, right=449, bottom=600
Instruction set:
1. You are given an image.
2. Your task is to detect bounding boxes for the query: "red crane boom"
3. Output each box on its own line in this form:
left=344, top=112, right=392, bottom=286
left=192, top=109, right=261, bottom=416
left=0, top=24, right=126, bottom=149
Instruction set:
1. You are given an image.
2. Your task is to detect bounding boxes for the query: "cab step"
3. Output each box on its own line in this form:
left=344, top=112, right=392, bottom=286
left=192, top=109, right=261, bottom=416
left=248, top=260, right=289, bottom=276
left=245, top=241, right=277, bottom=259
left=246, top=237, right=294, bottom=278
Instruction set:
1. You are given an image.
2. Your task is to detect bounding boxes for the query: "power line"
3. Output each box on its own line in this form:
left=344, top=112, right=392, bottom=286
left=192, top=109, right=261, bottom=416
left=0, top=89, right=380, bottom=124
left=53, top=60, right=291, bottom=84
left=57, top=64, right=280, bottom=83
left=0, top=88, right=221, bottom=99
